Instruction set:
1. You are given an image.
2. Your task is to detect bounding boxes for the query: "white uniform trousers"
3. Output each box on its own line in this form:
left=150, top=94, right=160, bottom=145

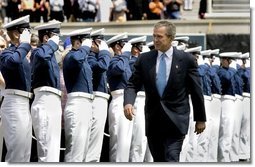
left=144, top=143, right=154, bottom=162
left=230, top=95, right=243, bottom=161
left=31, top=89, right=62, bottom=162
left=108, top=89, right=133, bottom=162
left=64, top=92, right=93, bottom=162
left=207, top=94, right=221, bottom=162
left=239, top=93, right=250, bottom=160
left=129, top=91, right=149, bottom=162
left=180, top=96, right=196, bottom=162
left=1, top=94, right=32, bottom=162
left=86, top=91, right=110, bottom=162
left=194, top=95, right=213, bottom=162
left=218, top=95, right=236, bottom=162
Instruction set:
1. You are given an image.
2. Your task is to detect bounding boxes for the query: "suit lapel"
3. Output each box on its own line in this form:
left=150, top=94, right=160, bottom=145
left=148, top=50, right=158, bottom=90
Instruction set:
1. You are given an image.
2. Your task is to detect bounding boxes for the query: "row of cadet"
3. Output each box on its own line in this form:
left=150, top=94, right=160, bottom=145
left=179, top=45, right=250, bottom=162
left=0, top=15, right=250, bottom=162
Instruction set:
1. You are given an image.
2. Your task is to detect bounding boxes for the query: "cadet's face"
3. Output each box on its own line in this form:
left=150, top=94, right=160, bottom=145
left=0, top=40, right=6, bottom=52
left=153, top=26, right=172, bottom=52
left=91, top=39, right=100, bottom=53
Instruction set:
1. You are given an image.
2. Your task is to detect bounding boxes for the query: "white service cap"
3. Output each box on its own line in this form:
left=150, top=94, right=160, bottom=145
left=65, top=28, right=92, bottom=39
left=34, top=20, right=62, bottom=33
left=106, top=32, right=128, bottom=45
left=174, top=36, right=189, bottom=43
left=91, top=28, right=105, bottom=39
left=185, top=46, right=202, bottom=53
left=3, top=15, right=30, bottom=31
left=128, top=35, right=147, bottom=45
left=200, top=49, right=211, bottom=56
left=210, top=49, right=220, bottom=55
left=219, top=52, right=241, bottom=58
left=241, top=52, right=249, bottom=59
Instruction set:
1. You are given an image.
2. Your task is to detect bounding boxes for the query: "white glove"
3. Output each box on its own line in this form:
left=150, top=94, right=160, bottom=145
left=236, top=59, right=243, bottom=66
left=48, top=35, right=60, bottom=45
left=203, top=57, right=210, bottom=66
left=141, top=45, right=150, bottom=53
left=197, top=55, right=204, bottom=65
left=212, top=57, right=220, bottom=66
left=229, top=59, right=237, bottom=70
left=19, top=29, right=31, bottom=44
left=245, top=59, right=250, bottom=68
left=99, top=40, right=109, bottom=51
left=82, top=38, right=92, bottom=48
left=121, top=42, right=132, bottom=53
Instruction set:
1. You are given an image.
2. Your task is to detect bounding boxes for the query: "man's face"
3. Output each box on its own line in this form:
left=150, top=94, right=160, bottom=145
left=153, top=26, right=172, bottom=52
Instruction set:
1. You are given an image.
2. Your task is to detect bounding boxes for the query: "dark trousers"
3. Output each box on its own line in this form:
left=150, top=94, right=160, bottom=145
left=147, top=135, right=185, bottom=162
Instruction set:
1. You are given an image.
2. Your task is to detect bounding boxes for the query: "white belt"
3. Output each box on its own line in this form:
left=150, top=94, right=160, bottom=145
left=3, top=89, right=33, bottom=99
left=137, top=91, right=145, bottom=97
left=34, top=86, right=62, bottom=97
left=212, top=94, right=221, bottom=99
left=203, top=95, right=212, bottom=100
left=67, top=92, right=94, bottom=100
left=235, top=94, right=243, bottom=100
left=221, top=95, right=236, bottom=100
left=242, top=92, right=250, bottom=97
left=94, top=91, right=110, bottom=100
left=111, top=89, right=124, bottom=96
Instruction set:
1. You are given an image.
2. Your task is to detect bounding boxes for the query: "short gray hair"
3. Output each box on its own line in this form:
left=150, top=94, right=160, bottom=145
left=154, top=21, right=176, bottom=40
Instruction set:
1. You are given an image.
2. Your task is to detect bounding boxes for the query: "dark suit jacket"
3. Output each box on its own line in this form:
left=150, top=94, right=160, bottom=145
left=124, top=47, right=206, bottom=137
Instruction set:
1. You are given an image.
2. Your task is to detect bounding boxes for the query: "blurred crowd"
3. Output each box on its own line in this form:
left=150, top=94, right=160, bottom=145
left=0, top=0, right=203, bottom=24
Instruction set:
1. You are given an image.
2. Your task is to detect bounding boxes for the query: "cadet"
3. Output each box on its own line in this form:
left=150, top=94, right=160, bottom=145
left=106, top=33, right=133, bottom=162
left=217, top=52, right=240, bottom=162
left=127, top=35, right=151, bottom=162
left=238, top=52, right=250, bottom=161
left=86, top=28, right=111, bottom=162
left=62, top=28, right=94, bottom=162
left=30, top=20, right=63, bottom=162
left=207, top=48, right=222, bottom=162
left=0, top=15, right=33, bottom=162
left=229, top=52, right=243, bottom=162
left=180, top=46, right=202, bottom=162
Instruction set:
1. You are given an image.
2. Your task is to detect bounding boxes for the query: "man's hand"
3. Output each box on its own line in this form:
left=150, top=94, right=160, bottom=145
left=194, top=121, right=206, bottom=135
left=124, top=104, right=135, bottom=121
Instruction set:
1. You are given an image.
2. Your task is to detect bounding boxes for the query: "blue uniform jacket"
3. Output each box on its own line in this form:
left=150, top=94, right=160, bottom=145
left=106, top=51, right=132, bottom=92
left=232, top=66, right=243, bottom=96
left=0, top=43, right=31, bottom=91
left=218, top=66, right=236, bottom=96
left=197, top=64, right=212, bottom=96
left=87, top=50, right=111, bottom=93
left=31, top=40, right=60, bottom=90
left=207, top=65, right=222, bottom=95
left=241, top=67, right=250, bottom=93
left=63, top=45, right=93, bottom=94
left=129, top=54, right=145, bottom=92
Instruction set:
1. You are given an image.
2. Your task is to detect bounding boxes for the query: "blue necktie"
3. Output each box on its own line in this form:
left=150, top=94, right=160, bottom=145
left=156, top=53, right=167, bottom=97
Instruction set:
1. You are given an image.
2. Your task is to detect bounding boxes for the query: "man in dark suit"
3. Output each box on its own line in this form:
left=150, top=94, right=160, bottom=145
left=123, top=21, right=206, bottom=162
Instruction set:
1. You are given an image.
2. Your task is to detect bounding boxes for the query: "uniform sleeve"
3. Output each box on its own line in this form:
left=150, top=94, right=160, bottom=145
left=0, top=43, right=31, bottom=68
left=88, top=50, right=111, bottom=73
